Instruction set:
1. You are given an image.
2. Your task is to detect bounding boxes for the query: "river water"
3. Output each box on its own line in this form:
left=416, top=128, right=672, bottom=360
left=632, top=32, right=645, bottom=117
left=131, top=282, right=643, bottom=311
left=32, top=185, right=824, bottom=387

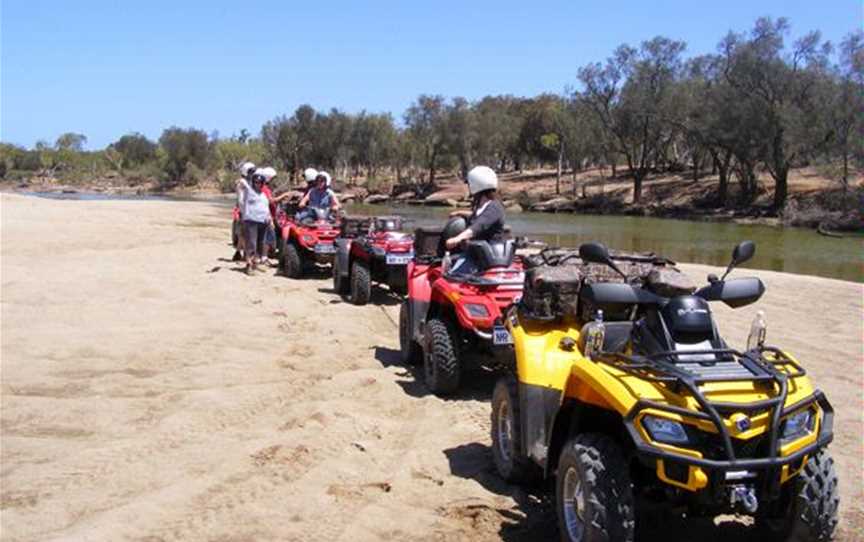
left=347, top=203, right=863, bottom=283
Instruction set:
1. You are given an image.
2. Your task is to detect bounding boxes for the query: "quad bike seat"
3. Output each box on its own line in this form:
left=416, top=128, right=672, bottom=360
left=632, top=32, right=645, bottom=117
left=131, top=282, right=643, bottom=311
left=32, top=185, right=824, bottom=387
left=464, top=240, right=516, bottom=271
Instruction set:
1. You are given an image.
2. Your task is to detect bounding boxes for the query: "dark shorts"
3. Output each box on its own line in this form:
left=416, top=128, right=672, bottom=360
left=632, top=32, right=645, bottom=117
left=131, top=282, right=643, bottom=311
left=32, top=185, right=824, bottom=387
left=244, top=220, right=267, bottom=258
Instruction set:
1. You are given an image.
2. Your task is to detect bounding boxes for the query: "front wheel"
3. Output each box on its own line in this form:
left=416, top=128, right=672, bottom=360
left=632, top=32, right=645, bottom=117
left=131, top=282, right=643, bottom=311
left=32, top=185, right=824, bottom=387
left=756, top=449, right=839, bottom=542
left=349, top=261, right=371, bottom=305
left=556, top=433, right=635, bottom=542
left=281, top=239, right=302, bottom=279
left=491, top=376, right=541, bottom=484
left=423, top=318, right=460, bottom=395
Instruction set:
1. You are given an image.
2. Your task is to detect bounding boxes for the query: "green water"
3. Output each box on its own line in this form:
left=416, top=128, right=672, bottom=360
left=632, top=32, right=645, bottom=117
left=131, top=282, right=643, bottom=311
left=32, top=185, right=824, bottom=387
left=347, top=204, right=863, bottom=283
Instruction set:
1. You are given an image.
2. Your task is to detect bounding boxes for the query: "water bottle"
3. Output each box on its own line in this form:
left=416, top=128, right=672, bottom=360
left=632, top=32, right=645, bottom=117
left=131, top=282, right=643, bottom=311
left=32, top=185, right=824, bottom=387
left=747, top=310, right=767, bottom=351
left=442, top=251, right=452, bottom=273
left=584, top=310, right=606, bottom=359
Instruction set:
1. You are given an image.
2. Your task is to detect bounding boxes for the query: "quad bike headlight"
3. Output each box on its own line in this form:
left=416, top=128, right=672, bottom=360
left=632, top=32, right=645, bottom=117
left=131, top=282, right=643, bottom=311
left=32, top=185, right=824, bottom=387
left=781, top=407, right=816, bottom=443
left=643, top=416, right=690, bottom=446
left=465, top=303, right=491, bottom=318
left=302, top=234, right=315, bottom=244
left=372, top=246, right=386, bottom=256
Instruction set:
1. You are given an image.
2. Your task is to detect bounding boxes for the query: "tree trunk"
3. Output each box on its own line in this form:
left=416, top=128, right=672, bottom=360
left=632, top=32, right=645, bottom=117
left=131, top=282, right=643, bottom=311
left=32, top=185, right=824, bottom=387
left=633, top=170, right=644, bottom=204
left=428, top=146, right=437, bottom=187
left=555, top=145, right=563, bottom=195
left=773, top=166, right=788, bottom=211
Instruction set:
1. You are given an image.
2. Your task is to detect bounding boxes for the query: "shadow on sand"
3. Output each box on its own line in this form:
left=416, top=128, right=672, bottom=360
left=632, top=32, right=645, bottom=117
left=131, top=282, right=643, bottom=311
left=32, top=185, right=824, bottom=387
left=444, top=441, right=761, bottom=542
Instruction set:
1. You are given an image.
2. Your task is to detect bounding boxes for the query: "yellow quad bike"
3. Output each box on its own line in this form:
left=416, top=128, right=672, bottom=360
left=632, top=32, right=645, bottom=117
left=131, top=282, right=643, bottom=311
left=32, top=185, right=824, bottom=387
left=491, top=241, right=837, bottom=542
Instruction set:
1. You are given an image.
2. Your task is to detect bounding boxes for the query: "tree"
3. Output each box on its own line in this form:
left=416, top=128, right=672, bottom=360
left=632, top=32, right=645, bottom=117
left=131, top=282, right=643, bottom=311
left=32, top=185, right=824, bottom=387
left=404, top=95, right=448, bottom=186
left=578, top=37, right=686, bottom=203
left=825, top=30, right=864, bottom=190
left=55, top=133, right=87, bottom=152
left=721, top=17, right=833, bottom=209
left=518, top=94, right=575, bottom=193
left=110, top=133, right=157, bottom=168
left=445, top=97, right=478, bottom=179
left=158, top=127, right=210, bottom=184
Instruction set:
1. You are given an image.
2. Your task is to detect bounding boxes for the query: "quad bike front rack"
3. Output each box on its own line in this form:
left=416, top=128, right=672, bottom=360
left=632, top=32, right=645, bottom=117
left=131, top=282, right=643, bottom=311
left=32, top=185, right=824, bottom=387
left=595, top=345, right=834, bottom=496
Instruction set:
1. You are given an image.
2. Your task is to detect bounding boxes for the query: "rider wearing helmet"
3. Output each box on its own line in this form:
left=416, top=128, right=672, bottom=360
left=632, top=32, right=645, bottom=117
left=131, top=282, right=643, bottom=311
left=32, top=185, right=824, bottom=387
left=303, top=168, right=319, bottom=194
left=233, top=162, right=257, bottom=261
left=297, top=171, right=340, bottom=221
left=445, top=166, right=504, bottom=250
left=237, top=169, right=273, bottom=274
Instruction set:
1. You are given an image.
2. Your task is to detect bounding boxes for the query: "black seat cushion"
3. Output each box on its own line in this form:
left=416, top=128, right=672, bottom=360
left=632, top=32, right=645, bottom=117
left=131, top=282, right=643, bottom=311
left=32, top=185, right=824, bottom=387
left=465, top=240, right=515, bottom=270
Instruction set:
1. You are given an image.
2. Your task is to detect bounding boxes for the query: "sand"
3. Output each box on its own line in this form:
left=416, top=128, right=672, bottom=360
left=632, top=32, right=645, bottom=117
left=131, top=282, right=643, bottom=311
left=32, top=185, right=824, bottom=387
left=1, top=193, right=861, bottom=541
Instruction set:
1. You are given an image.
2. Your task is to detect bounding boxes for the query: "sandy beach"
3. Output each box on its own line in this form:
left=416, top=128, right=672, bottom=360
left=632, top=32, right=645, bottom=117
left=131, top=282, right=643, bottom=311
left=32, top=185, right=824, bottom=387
left=1, top=193, right=861, bottom=541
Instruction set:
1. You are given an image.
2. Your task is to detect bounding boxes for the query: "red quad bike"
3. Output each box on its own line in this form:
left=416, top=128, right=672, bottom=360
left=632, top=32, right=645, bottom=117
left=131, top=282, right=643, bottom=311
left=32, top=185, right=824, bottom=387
left=277, top=207, right=341, bottom=278
left=333, top=216, right=415, bottom=305
left=399, top=225, right=525, bottom=395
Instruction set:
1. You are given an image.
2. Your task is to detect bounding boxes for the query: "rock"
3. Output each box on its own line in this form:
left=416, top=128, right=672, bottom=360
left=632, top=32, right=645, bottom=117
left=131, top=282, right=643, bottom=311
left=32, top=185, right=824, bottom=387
left=424, top=188, right=465, bottom=205
left=531, top=197, right=574, bottom=212
left=395, top=191, right=415, bottom=201
left=507, top=203, right=523, bottom=213
left=364, top=194, right=390, bottom=205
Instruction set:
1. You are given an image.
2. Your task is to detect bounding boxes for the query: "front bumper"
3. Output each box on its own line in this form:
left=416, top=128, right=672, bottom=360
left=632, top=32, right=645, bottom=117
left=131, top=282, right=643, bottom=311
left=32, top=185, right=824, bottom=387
left=624, top=391, right=834, bottom=492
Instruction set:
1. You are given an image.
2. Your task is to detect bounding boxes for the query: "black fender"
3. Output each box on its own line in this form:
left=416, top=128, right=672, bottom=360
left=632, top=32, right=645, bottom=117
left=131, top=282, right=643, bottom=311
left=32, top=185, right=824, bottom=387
left=334, top=238, right=352, bottom=278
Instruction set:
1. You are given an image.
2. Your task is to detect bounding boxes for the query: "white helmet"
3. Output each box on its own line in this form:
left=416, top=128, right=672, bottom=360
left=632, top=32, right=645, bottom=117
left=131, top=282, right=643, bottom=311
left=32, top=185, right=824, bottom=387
left=261, top=166, right=277, bottom=182
left=317, top=171, right=332, bottom=187
left=467, top=166, right=498, bottom=195
left=303, top=168, right=319, bottom=183
left=240, top=162, right=256, bottom=178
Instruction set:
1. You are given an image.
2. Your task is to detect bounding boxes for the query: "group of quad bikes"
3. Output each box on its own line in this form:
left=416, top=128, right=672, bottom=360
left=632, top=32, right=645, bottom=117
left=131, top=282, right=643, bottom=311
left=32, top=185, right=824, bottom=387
left=234, top=201, right=838, bottom=542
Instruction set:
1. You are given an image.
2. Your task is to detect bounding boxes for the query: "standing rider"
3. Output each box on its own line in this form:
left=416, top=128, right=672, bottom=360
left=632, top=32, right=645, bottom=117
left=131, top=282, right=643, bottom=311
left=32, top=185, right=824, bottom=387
left=296, top=171, right=340, bottom=221
left=259, top=166, right=278, bottom=263
left=237, top=169, right=273, bottom=274
left=233, top=161, right=257, bottom=261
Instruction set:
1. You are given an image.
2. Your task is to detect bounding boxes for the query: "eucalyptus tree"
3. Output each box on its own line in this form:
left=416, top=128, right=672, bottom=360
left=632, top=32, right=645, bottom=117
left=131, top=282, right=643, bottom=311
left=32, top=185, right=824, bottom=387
left=578, top=36, right=686, bottom=203
left=720, top=17, right=833, bottom=209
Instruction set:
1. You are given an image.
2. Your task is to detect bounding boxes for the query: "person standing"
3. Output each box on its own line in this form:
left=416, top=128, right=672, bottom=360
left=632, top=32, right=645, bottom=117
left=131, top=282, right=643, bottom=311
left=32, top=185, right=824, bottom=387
left=237, top=170, right=272, bottom=274
left=233, top=162, right=257, bottom=261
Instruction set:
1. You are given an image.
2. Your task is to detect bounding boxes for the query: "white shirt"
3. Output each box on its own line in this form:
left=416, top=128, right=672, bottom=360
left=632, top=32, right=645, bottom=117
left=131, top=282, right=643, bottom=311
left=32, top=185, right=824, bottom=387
left=239, top=179, right=270, bottom=223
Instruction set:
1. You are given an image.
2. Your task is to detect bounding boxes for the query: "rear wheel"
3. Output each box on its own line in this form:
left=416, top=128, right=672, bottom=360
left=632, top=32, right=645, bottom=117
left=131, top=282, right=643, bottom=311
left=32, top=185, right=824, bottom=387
left=756, top=449, right=839, bottom=542
left=491, top=376, right=541, bottom=484
left=281, top=239, right=302, bottom=279
left=333, top=258, right=349, bottom=295
left=423, top=318, right=460, bottom=395
left=399, top=300, right=421, bottom=365
left=349, top=261, right=371, bottom=305
left=555, top=433, right=635, bottom=542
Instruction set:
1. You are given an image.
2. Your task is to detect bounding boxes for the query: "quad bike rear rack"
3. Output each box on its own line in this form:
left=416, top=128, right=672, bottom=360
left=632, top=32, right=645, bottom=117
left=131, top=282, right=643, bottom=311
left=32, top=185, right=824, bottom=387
left=594, top=346, right=834, bottom=495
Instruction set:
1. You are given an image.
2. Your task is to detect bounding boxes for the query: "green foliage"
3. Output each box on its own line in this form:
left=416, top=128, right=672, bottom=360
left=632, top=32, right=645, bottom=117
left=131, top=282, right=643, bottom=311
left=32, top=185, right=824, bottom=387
left=158, top=127, right=211, bottom=185
left=110, top=133, right=157, bottom=168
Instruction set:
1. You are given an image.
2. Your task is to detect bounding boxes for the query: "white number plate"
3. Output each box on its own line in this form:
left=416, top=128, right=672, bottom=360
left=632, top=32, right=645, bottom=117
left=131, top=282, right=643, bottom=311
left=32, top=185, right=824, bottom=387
left=493, top=325, right=513, bottom=345
left=386, top=253, right=413, bottom=265
left=314, top=243, right=335, bottom=254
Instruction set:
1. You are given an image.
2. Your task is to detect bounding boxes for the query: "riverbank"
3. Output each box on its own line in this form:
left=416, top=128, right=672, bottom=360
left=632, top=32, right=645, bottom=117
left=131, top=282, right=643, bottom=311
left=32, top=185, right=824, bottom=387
left=1, top=193, right=862, bottom=541
left=4, top=164, right=862, bottom=233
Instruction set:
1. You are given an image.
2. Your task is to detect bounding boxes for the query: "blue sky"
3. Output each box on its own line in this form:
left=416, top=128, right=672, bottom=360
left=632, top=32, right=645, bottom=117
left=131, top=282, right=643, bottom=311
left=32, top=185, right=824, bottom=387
left=2, top=0, right=861, bottom=149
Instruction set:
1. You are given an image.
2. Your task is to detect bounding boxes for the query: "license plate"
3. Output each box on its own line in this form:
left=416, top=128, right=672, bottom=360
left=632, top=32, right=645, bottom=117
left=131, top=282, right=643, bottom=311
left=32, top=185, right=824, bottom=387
left=314, top=243, right=335, bottom=254
left=386, top=253, right=412, bottom=265
left=493, top=325, right=513, bottom=345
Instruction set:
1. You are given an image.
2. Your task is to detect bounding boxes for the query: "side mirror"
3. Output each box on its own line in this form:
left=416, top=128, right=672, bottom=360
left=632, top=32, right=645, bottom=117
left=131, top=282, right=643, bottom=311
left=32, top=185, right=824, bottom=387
left=579, top=242, right=626, bottom=279
left=721, top=240, right=756, bottom=280
left=732, top=241, right=756, bottom=266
